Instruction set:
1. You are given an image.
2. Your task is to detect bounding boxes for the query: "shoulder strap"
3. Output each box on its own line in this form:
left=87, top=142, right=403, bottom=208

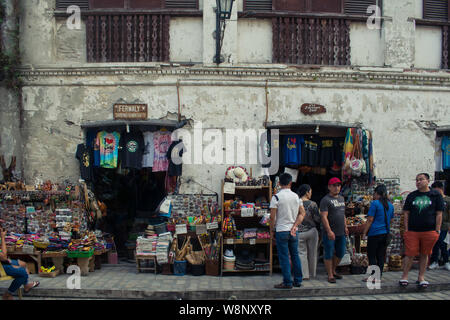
left=274, top=195, right=279, bottom=201
left=383, top=204, right=390, bottom=233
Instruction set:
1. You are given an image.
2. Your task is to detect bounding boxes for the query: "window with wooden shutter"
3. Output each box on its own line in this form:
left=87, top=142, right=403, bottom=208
left=310, top=0, right=343, bottom=13
left=244, top=0, right=273, bottom=11
left=272, top=0, right=343, bottom=13
left=129, top=0, right=163, bottom=9
left=344, top=0, right=380, bottom=16
left=273, top=0, right=306, bottom=12
left=56, top=0, right=89, bottom=10
left=423, top=0, right=449, bottom=20
left=165, top=0, right=198, bottom=9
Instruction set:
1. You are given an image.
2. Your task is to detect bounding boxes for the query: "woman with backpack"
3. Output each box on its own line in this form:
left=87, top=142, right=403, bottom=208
left=362, top=184, right=394, bottom=282
left=297, top=184, right=321, bottom=280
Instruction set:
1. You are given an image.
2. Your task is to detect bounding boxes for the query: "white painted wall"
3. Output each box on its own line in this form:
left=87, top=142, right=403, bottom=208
left=350, top=22, right=385, bottom=67
left=237, top=19, right=272, bottom=64
left=415, top=26, right=442, bottom=69
left=170, top=18, right=203, bottom=63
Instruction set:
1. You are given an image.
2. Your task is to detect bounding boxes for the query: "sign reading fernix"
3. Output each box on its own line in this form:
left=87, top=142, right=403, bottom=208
left=113, top=104, right=148, bottom=120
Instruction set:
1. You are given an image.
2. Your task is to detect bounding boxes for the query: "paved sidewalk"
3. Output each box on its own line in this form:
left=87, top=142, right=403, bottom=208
left=1, top=263, right=449, bottom=300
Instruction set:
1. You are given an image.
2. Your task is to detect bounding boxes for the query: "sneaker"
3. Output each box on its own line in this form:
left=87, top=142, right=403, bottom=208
left=274, top=283, right=293, bottom=289
left=429, top=262, right=439, bottom=270
left=445, top=262, right=450, bottom=271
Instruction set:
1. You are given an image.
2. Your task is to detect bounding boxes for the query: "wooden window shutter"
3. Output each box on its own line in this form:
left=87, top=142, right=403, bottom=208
left=344, top=0, right=379, bottom=15
left=273, top=0, right=306, bottom=11
left=129, top=0, right=163, bottom=9
left=244, top=0, right=273, bottom=11
left=423, top=0, right=449, bottom=20
left=310, top=0, right=343, bottom=13
left=164, top=0, right=198, bottom=9
left=56, top=0, right=89, bottom=10
left=89, top=0, right=126, bottom=9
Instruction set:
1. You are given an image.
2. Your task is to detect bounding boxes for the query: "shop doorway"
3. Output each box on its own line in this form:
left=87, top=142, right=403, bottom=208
left=80, top=122, right=178, bottom=259
left=435, top=129, right=450, bottom=195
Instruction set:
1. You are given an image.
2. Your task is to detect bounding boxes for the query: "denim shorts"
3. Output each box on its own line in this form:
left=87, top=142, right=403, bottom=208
left=323, top=233, right=347, bottom=260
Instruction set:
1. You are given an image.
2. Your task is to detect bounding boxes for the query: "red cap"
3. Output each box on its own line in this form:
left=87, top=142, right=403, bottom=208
left=328, top=177, right=342, bottom=185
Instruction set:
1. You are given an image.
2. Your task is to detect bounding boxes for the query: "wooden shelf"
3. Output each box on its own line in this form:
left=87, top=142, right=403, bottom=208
left=223, top=238, right=270, bottom=245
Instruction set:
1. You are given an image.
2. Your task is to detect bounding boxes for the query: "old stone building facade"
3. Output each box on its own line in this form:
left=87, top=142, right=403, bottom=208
left=0, top=0, right=449, bottom=195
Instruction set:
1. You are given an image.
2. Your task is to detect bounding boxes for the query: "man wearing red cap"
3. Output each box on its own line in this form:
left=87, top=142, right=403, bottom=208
left=319, top=177, right=348, bottom=283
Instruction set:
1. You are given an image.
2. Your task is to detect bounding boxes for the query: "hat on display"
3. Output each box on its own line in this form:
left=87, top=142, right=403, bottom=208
left=224, top=249, right=235, bottom=258
left=328, top=177, right=342, bottom=186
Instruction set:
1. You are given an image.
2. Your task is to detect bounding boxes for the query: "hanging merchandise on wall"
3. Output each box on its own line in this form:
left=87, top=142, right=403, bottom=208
left=152, top=130, right=172, bottom=172
left=442, top=136, right=450, bottom=170
left=96, top=131, right=121, bottom=169
left=142, top=131, right=155, bottom=168
left=120, top=130, right=145, bottom=169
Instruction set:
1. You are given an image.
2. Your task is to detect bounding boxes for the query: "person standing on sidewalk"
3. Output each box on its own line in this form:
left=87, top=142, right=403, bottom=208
left=320, top=177, right=349, bottom=284
left=362, top=184, right=394, bottom=281
left=270, top=173, right=306, bottom=289
left=399, top=173, right=444, bottom=288
left=296, top=184, right=321, bottom=280
left=429, top=181, right=450, bottom=271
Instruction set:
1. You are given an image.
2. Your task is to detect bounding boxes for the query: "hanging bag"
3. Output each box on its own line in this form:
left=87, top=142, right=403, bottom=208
left=350, top=132, right=364, bottom=177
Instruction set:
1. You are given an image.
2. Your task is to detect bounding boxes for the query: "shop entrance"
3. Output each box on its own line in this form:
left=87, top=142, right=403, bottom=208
left=80, top=120, right=179, bottom=259
left=435, top=128, right=450, bottom=195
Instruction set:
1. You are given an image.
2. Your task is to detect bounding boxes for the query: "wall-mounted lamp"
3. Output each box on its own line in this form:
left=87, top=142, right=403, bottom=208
left=214, top=0, right=235, bottom=64
left=315, top=125, right=320, bottom=134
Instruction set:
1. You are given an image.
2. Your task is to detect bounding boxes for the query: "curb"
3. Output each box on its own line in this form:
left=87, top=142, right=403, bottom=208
left=23, top=282, right=450, bottom=300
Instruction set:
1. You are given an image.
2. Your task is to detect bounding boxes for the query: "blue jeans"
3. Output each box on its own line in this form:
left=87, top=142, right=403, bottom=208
left=276, top=231, right=302, bottom=285
left=430, top=230, right=449, bottom=264
left=323, top=233, right=347, bottom=260
left=2, top=260, right=29, bottom=294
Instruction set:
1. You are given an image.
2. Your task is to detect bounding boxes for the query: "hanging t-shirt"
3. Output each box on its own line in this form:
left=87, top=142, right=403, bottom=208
left=283, top=135, right=303, bottom=165
left=86, top=130, right=100, bottom=167
left=301, top=137, right=320, bottom=166
left=120, top=131, right=145, bottom=169
left=260, top=130, right=272, bottom=169
left=97, top=131, right=121, bottom=169
left=142, top=132, right=155, bottom=168
left=319, top=138, right=334, bottom=167
left=75, top=144, right=93, bottom=181
left=152, top=131, right=172, bottom=172
left=442, top=136, right=450, bottom=169
left=333, top=138, right=345, bottom=166
left=167, top=139, right=185, bottom=176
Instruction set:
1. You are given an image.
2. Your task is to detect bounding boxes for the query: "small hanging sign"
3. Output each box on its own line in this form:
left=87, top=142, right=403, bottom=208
left=195, top=224, right=207, bottom=235
left=175, top=224, right=187, bottom=235
left=113, top=104, right=148, bottom=120
left=206, top=222, right=219, bottom=230
left=300, top=103, right=326, bottom=115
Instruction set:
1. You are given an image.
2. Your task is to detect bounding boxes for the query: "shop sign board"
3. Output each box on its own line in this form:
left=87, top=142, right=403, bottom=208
left=223, top=182, right=235, bottom=194
left=300, top=103, right=326, bottom=115
left=175, top=224, right=187, bottom=235
left=206, top=222, right=219, bottom=230
left=195, top=224, right=207, bottom=235
left=113, top=104, right=148, bottom=120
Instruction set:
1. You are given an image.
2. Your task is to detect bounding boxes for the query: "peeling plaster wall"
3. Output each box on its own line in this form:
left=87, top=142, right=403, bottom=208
left=0, top=88, right=22, bottom=181
left=384, top=0, right=415, bottom=68
left=237, top=19, right=272, bottom=64
left=415, top=26, right=442, bottom=69
left=55, top=18, right=86, bottom=63
left=18, top=80, right=450, bottom=194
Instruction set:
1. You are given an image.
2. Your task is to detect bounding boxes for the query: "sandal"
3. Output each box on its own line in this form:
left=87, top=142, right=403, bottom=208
left=399, top=279, right=409, bottom=287
left=333, top=273, right=343, bottom=280
left=24, top=281, right=40, bottom=293
left=417, top=281, right=429, bottom=289
left=328, top=278, right=336, bottom=283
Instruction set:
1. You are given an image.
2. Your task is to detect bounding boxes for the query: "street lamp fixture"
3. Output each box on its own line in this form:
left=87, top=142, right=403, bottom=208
left=214, top=0, right=234, bottom=64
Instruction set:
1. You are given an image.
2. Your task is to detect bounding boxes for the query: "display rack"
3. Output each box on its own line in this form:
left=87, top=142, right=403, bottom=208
left=220, top=180, right=272, bottom=275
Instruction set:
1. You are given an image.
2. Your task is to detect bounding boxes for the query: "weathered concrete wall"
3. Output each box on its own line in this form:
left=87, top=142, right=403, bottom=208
left=170, top=17, right=203, bottom=63
left=55, top=18, right=86, bottom=63
left=18, top=67, right=450, bottom=193
left=350, top=22, right=385, bottom=67
left=237, top=19, right=272, bottom=64
left=384, top=0, right=415, bottom=68
left=415, top=26, right=442, bottom=69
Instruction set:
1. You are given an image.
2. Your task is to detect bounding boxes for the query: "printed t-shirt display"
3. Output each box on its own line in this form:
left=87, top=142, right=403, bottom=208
left=120, top=131, right=145, bottom=169
left=442, top=136, right=450, bottom=169
left=97, top=131, right=121, bottom=169
left=86, top=130, right=100, bottom=167
left=75, top=143, right=93, bottom=181
left=319, top=194, right=346, bottom=236
left=283, top=135, right=303, bottom=165
left=167, top=139, right=184, bottom=176
left=403, top=190, right=445, bottom=232
left=301, top=137, right=320, bottom=166
left=319, top=138, right=334, bottom=167
left=142, top=132, right=155, bottom=168
left=153, top=131, right=172, bottom=172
